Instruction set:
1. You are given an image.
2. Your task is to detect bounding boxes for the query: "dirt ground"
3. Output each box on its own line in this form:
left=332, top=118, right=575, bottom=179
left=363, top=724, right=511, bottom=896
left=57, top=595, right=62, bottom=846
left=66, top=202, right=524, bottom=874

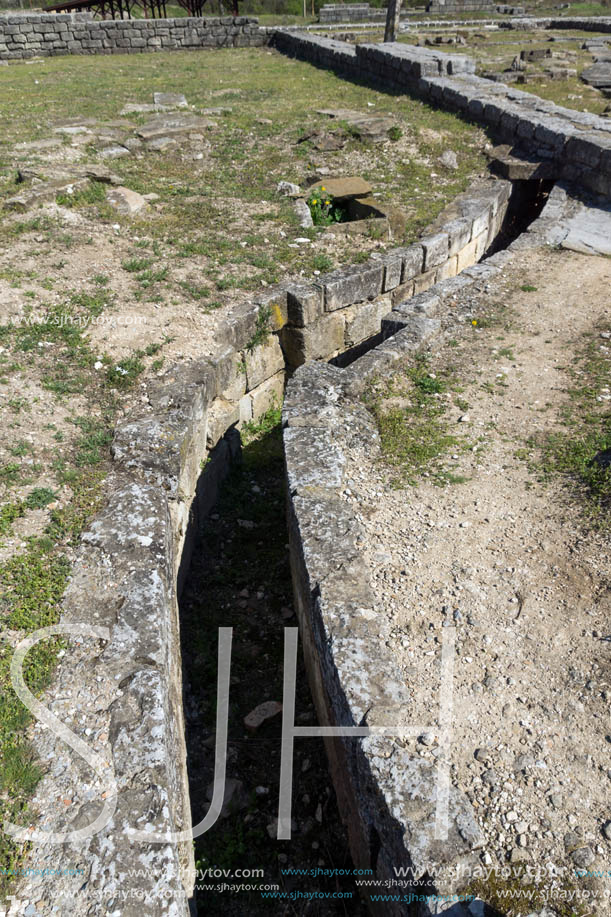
left=345, top=247, right=611, bottom=913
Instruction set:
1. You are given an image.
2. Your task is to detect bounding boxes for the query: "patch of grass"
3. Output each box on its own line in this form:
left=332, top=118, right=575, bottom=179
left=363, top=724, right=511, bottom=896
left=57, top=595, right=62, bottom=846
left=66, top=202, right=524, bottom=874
left=0, top=501, right=25, bottom=536
left=521, top=284, right=538, bottom=293
left=122, top=257, right=152, bottom=273
left=56, top=180, right=106, bottom=209
left=70, top=288, right=114, bottom=317
left=241, top=398, right=283, bottom=446
left=364, top=354, right=468, bottom=486
left=105, top=355, right=145, bottom=389
left=312, top=253, right=333, bottom=272
left=520, top=326, right=611, bottom=528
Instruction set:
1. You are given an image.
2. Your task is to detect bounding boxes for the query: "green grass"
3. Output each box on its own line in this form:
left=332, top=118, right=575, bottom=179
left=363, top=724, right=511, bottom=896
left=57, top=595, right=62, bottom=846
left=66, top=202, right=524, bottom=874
left=519, top=326, right=611, bottom=529
left=364, top=353, right=470, bottom=486
left=56, top=180, right=107, bottom=209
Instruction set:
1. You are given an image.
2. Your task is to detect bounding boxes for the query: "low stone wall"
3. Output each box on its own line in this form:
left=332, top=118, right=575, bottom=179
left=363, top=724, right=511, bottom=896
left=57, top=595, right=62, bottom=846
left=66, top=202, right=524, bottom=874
left=0, top=12, right=265, bottom=61
left=282, top=183, right=574, bottom=916
left=269, top=30, right=611, bottom=200
left=426, top=0, right=494, bottom=13
left=319, top=3, right=387, bottom=23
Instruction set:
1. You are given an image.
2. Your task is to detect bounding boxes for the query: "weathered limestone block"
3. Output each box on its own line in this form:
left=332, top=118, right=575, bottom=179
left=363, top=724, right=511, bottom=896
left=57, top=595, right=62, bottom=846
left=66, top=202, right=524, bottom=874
left=456, top=229, right=488, bottom=272
left=413, top=268, right=437, bottom=294
left=247, top=370, right=285, bottom=418
left=244, top=334, right=284, bottom=391
left=343, top=296, right=390, bottom=347
left=421, top=231, right=449, bottom=270
left=436, top=255, right=459, bottom=281
left=281, top=312, right=345, bottom=367
left=322, top=261, right=384, bottom=311
left=286, top=282, right=324, bottom=327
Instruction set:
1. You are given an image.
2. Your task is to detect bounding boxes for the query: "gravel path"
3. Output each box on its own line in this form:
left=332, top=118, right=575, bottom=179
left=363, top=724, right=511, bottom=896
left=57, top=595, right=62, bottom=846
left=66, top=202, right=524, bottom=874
left=343, top=246, right=611, bottom=912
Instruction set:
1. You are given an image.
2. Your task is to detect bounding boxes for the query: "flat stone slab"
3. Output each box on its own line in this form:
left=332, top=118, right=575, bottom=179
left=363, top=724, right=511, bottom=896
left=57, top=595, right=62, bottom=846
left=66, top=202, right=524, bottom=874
left=581, top=62, right=611, bottom=90
left=561, top=202, right=611, bottom=256
left=306, top=176, right=373, bottom=200
left=488, top=144, right=558, bottom=180
left=316, top=108, right=395, bottom=142
left=153, top=92, right=188, bottom=108
left=136, top=114, right=216, bottom=141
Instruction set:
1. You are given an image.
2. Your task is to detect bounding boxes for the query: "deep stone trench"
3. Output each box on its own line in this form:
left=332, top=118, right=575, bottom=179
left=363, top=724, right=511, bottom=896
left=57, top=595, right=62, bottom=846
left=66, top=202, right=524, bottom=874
left=330, top=177, right=554, bottom=370
left=177, top=176, right=556, bottom=915
left=179, top=421, right=368, bottom=915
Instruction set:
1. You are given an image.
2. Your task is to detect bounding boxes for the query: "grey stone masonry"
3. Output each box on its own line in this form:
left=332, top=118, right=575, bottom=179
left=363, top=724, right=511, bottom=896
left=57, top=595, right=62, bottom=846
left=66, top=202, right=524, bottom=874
left=319, top=3, right=386, bottom=23
left=427, top=0, right=494, bottom=12
left=0, top=13, right=265, bottom=60
left=269, top=29, right=611, bottom=199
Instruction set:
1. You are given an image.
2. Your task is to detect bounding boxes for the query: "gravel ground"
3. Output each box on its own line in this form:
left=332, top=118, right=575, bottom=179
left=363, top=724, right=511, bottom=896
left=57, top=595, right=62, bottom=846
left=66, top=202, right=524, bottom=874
left=342, top=246, right=611, bottom=913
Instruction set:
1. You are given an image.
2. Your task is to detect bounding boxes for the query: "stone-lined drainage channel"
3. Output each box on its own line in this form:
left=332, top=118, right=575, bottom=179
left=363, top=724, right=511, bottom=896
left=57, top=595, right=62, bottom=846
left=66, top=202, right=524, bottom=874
left=179, top=419, right=368, bottom=915
left=177, top=175, right=557, bottom=915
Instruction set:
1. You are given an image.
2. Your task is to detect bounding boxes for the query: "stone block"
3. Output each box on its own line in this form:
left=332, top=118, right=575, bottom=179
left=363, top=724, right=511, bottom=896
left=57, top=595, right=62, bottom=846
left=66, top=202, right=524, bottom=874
left=436, top=255, right=458, bottom=281
left=343, top=296, right=390, bottom=347
left=412, top=269, right=437, bottom=294
left=445, top=218, right=472, bottom=256
left=244, top=334, right=284, bottom=391
left=401, top=243, right=424, bottom=281
left=456, top=230, right=488, bottom=273
left=286, top=282, right=324, bottom=327
left=281, top=312, right=345, bottom=367
left=322, top=261, right=383, bottom=311
left=248, top=371, right=285, bottom=419
left=421, top=232, right=449, bottom=270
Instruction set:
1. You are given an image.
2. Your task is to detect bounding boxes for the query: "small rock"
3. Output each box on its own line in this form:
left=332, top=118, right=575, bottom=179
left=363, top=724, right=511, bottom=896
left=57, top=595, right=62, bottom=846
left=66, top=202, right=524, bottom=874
left=277, top=180, right=300, bottom=196
left=294, top=199, right=313, bottom=229
left=571, top=846, right=594, bottom=868
left=419, top=731, right=436, bottom=746
left=474, top=748, right=491, bottom=763
left=105, top=186, right=147, bottom=216
left=439, top=150, right=458, bottom=171
left=244, top=700, right=282, bottom=732
left=603, top=820, right=611, bottom=841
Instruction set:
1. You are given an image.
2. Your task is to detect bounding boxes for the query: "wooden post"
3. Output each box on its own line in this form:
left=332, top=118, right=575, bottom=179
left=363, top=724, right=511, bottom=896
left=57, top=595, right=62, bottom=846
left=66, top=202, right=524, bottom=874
left=384, top=0, right=401, bottom=42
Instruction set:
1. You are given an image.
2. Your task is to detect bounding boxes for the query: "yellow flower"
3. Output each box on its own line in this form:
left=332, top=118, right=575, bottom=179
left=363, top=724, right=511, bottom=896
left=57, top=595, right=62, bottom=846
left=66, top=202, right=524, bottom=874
left=325, top=200, right=330, bottom=205
left=471, top=319, right=478, bottom=326
left=321, top=186, right=326, bottom=191
left=312, top=199, right=318, bottom=205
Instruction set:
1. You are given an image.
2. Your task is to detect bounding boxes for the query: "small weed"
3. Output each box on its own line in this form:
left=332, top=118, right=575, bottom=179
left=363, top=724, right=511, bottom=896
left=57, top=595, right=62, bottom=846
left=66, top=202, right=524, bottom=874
left=246, top=305, right=272, bottom=353
left=521, top=284, right=538, bottom=292
left=387, top=126, right=403, bottom=141
left=306, top=187, right=344, bottom=227
left=312, top=254, right=333, bottom=272
left=70, top=288, right=113, bottom=317
left=105, top=355, right=145, bottom=389
left=122, top=257, right=152, bottom=273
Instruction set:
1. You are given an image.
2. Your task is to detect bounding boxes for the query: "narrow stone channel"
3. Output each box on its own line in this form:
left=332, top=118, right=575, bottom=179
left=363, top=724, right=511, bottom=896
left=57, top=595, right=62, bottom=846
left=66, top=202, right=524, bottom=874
left=179, top=411, right=368, bottom=915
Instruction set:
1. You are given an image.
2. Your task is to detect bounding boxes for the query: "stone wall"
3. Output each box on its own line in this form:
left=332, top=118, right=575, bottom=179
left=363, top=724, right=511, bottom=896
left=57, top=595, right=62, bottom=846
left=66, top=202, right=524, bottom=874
left=269, top=30, right=611, bottom=200
left=319, top=3, right=387, bottom=23
left=0, top=12, right=265, bottom=61
left=426, top=0, right=494, bottom=13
